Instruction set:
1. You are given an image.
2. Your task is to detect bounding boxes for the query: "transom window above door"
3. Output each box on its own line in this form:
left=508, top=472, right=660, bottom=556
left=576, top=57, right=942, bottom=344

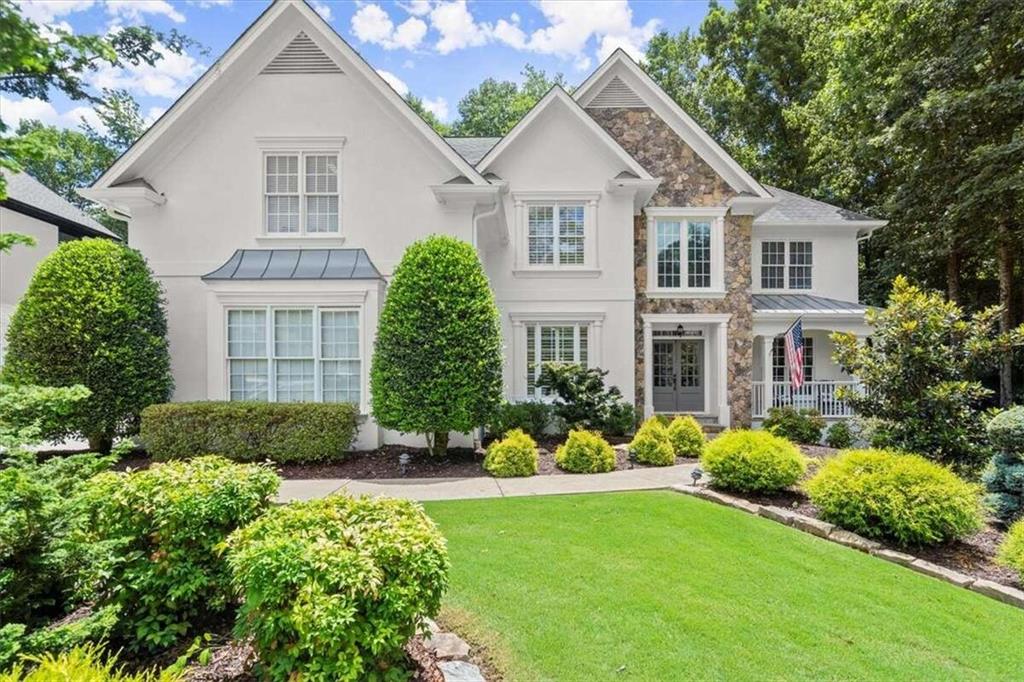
left=646, top=208, right=726, bottom=296
left=760, top=240, right=813, bottom=290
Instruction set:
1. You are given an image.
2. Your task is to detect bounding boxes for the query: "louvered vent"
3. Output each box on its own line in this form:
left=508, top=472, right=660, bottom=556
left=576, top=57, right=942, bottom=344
left=262, top=32, right=342, bottom=74
left=588, top=76, right=645, bottom=108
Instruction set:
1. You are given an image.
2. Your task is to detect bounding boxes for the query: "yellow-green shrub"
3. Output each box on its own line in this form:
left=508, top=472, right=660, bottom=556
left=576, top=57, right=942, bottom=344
left=555, top=430, right=615, bottom=473
left=484, top=428, right=538, bottom=477
left=629, top=418, right=675, bottom=466
left=996, top=519, right=1024, bottom=580
left=805, top=449, right=983, bottom=546
left=0, top=643, right=180, bottom=681
left=667, top=415, right=704, bottom=457
left=701, top=429, right=806, bottom=493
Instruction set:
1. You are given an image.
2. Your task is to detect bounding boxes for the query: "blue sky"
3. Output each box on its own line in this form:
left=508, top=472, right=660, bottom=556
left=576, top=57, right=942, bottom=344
left=5, top=1, right=713, bottom=131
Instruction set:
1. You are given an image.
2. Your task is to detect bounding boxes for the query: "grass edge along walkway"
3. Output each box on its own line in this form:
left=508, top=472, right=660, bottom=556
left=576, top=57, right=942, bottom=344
left=424, top=490, right=1024, bottom=681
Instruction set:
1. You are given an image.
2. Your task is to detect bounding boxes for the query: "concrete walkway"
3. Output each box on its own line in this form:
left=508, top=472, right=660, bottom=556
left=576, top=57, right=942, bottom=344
left=277, top=462, right=700, bottom=502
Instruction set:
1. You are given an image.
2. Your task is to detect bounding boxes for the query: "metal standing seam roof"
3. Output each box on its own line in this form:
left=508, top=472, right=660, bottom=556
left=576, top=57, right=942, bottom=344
left=202, top=248, right=382, bottom=280
left=752, top=294, right=870, bottom=314
left=2, top=170, right=118, bottom=238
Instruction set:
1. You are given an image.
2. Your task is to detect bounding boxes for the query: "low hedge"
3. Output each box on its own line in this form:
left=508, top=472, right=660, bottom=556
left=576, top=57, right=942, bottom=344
left=226, top=495, right=449, bottom=682
left=764, top=406, right=825, bottom=444
left=630, top=418, right=675, bottom=466
left=140, top=401, right=360, bottom=463
left=805, top=449, right=983, bottom=546
left=998, top=520, right=1024, bottom=580
left=701, top=430, right=806, bottom=493
left=555, top=430, right=616, bottom=473
left=484, top=428, right=538, bottom=477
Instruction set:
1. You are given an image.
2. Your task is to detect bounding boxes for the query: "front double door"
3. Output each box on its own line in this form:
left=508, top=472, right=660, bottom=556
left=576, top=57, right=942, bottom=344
left=652, top=339, right=705, bottom=413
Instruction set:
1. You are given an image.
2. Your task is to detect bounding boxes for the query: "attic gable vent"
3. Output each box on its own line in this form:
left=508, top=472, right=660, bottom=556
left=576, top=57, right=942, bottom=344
left=588, top=76, right=645, bottom=108
left=261, top=31, right=342, bottom=75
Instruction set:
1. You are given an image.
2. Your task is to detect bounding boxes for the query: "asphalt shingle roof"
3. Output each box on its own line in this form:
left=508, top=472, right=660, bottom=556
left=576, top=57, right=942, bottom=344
left=444, top=137, right=500, bottom=166
left=2, top=171, right=118, bottom=238
left=202, top=249, right=382, bottom=280
left=753, top=294, right=869, bottom=314
left=756, top=185, right=880, bottom=224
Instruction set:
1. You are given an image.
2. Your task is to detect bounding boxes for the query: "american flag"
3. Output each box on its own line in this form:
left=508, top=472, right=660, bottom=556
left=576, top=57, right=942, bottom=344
left=784, top=318, right=805, bottom=389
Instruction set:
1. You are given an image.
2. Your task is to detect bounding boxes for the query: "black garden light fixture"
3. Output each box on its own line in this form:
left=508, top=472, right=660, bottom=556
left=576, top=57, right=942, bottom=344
left=691, top=467, right=704, bottom=486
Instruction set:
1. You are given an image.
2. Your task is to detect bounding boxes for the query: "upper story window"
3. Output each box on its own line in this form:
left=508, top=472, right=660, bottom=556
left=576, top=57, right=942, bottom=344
left=760, top=240, right=813, bottom=290
left=514, top=193, right=599, bottom=274
left=646, top=208, right=726, bottom=296
left=264, top=152, right=338, bottom=234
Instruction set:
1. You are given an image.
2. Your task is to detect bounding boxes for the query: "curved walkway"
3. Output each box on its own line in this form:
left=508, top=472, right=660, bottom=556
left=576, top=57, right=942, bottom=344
left=277, top=462, right=700, bottom=503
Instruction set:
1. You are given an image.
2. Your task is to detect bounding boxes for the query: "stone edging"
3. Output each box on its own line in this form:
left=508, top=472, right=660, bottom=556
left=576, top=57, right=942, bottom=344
left=423, top=618, right=486, bottom=681
left=671, top=484, right=1024, bottom=610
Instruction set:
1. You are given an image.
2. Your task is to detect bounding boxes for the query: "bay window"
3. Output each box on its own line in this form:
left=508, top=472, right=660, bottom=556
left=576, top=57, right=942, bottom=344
left=760, top=240, right=813, bottom=290
left=525, top=323, right=589, bottom=397
left=226, top=306, right=359, bottom=404
left=646, top=208, right=725, bottom=295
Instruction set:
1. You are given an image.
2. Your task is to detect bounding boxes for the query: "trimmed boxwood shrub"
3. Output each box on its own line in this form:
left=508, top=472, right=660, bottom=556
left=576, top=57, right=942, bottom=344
left=998, top=519, right=1024, bottom=580
left=487, top=401, right=552, bottom=440
left=701, top=430, right=806, bottom=493
left=983, top=406, right=1024, bottom=525
left=1, top=240, right=172, bottom=452
left=75, top=456, right=280, bottom=650
left=630, top=417, right=675, bottom=466
left=140, top=401, right=360, bottom=463
left=764, top=406, right=826, bottom=444
left=667, top=415, right=705, bottom=457
left=484, top=428, right=538, bottom=477
left=555, top=430, right=616, bottom=473
left=226, top=495, right=449, bottom=682
left=805, top=449, right=983, bottom=546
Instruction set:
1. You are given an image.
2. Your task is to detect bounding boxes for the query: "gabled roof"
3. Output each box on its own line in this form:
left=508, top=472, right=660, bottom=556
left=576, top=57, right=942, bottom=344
left=445, top=137, right=501, bottom=166
left=203, top=248, right=381, bottom=280
left=755, top=186, right=886, bottom=227
left=92, top=0, right=487, bottom=190
left=574, top=49, right=772, bottom=201
left=475, top=86, right=654, bottom=180
left=2, top=171, right=118, bottom=239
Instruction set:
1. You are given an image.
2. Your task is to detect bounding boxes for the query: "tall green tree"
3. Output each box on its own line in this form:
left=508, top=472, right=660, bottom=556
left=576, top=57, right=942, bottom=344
left=405, top=94, right=450, bottom=136
left=451, top=65, right=568, bottom=137
left=0, top=0, right=196, bottom=197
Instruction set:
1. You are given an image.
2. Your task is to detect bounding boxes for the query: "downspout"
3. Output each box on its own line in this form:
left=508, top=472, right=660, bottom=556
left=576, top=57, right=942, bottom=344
left=472, top=194, right=503, bottom=449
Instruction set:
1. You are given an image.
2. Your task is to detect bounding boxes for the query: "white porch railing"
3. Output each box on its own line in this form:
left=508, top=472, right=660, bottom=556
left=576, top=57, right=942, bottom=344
left=753, top=380, right=861, bottom=418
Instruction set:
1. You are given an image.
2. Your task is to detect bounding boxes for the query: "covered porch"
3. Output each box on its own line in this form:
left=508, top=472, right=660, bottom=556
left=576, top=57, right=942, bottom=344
left=752, top=295, right=871, bottom=420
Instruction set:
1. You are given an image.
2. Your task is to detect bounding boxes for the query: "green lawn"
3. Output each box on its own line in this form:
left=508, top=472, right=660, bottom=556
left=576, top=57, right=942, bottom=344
left=424, top=491, right=1024, bottom=681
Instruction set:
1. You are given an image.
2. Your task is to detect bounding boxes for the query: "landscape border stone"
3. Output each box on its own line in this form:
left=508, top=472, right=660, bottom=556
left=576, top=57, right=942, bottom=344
left=668, top=484, right=1024, bottom=611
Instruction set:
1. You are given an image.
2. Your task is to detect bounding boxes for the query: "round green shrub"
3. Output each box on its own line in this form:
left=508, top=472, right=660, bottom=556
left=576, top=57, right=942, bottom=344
left=805, top=449, right=983, bottom=546
left=667, top=415, right=705, bottom=457
left=370, top=236, right=502, bottom=456
left=629, top=417, right=675, bottom=466
left=700, top=429, right=806, bottom=493
left=484, top=428, right=538, bottom=477
left=487, top=401, right=552, bottom=439
left=76, top=456, right=280, bottom=650
left=764, top=406, right=825, bottom=444
left=984, top=407, right=1024, bottom=525
left=226, top=495, right=449, bottom=682
left=1, top=240, right=172, bottom=452
left=825, top=420, right=855, bottom=449
left=555, top=430, right=615, bottom=473
left=987, top=406, right=1024, bottom=453
left=997, top=519, right=1024, bottom=580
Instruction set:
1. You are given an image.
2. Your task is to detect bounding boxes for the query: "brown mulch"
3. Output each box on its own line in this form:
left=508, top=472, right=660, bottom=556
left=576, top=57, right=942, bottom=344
left=405, top=637, right=445, bottom=682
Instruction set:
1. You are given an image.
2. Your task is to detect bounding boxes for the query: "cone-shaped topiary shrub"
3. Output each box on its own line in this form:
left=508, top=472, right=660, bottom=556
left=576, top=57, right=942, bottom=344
left=701, top=429, right=806, bottom=493
left=370, top=236, right=502, bottom=456
left=630, top=417, right=675, bottom=466
left=484, top=428, right=539, bottom=477
left=667, top=415, right=705, bottom=457
left=2, top=240, right=172, bottom=451
left=555, top=430, right=615, bottom=473
left=997, top=519, right=1024, bottom=580
left=983, top=406, right=1024, bottom=525
left=806, top=449, right=983, bottom=546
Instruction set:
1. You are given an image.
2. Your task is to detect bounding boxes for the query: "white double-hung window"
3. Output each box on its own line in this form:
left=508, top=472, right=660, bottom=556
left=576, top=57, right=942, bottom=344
left=760, top=240, right=813, bottom=290
left=646, top=208, right=726, bottom=295
left=260, top=137, right=344, bottom=236
left=226, top=306, right=360, bottom=405
left=525, top=323, right=589, bottom=397
left=515, top=193, right=598, bottom=273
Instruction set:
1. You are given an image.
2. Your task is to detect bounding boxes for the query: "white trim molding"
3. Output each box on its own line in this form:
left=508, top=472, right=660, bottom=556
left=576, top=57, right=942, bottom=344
left=509, top=312, right=606, bottom=399
left=512, top=192, right=601, bottom=273
left=645, top=207, right=728, bottom=296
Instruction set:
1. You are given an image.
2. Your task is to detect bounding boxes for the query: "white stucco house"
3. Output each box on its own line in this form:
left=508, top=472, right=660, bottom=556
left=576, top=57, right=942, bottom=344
left=1, top=171, right=120, bottom=365
left=81, top=0, right=885, bottom=449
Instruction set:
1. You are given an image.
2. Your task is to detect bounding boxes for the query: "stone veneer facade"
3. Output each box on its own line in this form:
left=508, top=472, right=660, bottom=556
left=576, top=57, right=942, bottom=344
left=587, top=108, right=754, bottom=427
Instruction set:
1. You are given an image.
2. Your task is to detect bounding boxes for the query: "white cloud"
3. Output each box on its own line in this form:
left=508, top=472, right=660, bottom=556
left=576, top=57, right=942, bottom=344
left=376, top=69, right=409, bottom=97
left=420, top=96, right=449, bottom=121
left=399, top=0, right=432, bottom=16
left=492, top=17, right=527, bottom=50
left=430, top=0, right=490, bottom=54
left=402, top=59, right=415, bottom=69
left=190, top=0, right=233, bottom=7
left=351, top=4, right=426, bottom=50
left=144, top=106, right=166, bottom=126
left=18, top=0, right=94, bottom=24
left=0, top=95, right=104, bottom=133
left=91, top=45, right=204, bottom=99
left=105, top=0, right=186, bottom=24
left=310, top=0, right=333, bottom=21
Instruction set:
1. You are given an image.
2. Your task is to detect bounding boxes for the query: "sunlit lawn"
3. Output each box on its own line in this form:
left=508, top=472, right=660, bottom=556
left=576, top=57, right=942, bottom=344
left=424, top=491, right=1024, bottom=681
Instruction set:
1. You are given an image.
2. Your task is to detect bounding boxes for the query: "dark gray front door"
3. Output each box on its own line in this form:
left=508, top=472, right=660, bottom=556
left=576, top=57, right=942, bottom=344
left=651, top=339, right=705, bottom=413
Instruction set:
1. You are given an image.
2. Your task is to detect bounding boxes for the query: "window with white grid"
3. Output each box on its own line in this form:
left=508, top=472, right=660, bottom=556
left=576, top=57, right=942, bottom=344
left=687, top=221, right=712, bottom=288
left=761, top=241, right=786, bottom=289
left=772, top=335, right=814, bottom=383
left=264, top=151, right=339, bottom=235
left=656, top=221, right=681, bottom=288
left=654, top=218, right=715, bottom=291
left=788, top=241, right=813, bottom=289
left=525, top=323, right=589, bottom=397
left=761, top=241, right=813, bottom=290
left=225, top=306, right=360, bottom=405
left=526, top=203, right=587, bottom=267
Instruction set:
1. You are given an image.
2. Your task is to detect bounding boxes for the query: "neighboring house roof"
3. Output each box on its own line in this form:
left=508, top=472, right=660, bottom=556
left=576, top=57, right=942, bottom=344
left=1, top=171, right=118, bottom=239
left=756, top=186, right=885, bottom=226
left=753, top=294, right=870, bottom=315
left=444, top=137, right=501, bottom=166
left=202, top=248, right=382, bottom=280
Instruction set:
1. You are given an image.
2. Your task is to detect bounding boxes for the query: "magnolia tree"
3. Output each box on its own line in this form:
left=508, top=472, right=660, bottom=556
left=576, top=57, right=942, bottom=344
left=370, top=236, right=503, bottom=456
left=832, top=276, right=1024, bottom=474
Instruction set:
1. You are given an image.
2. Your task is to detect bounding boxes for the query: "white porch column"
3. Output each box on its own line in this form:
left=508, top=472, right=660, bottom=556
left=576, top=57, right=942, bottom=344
left=643, top=319, right=653, bottom=418
left=717, top=320, right=730, bottom=427
left=760, top=334, right=773, bottom=417
left=510, top=318, right=525, bottom=399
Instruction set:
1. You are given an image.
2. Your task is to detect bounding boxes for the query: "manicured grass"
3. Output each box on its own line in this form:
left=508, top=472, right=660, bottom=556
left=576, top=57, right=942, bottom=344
left=424, top=491, right=1024, bottom=681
